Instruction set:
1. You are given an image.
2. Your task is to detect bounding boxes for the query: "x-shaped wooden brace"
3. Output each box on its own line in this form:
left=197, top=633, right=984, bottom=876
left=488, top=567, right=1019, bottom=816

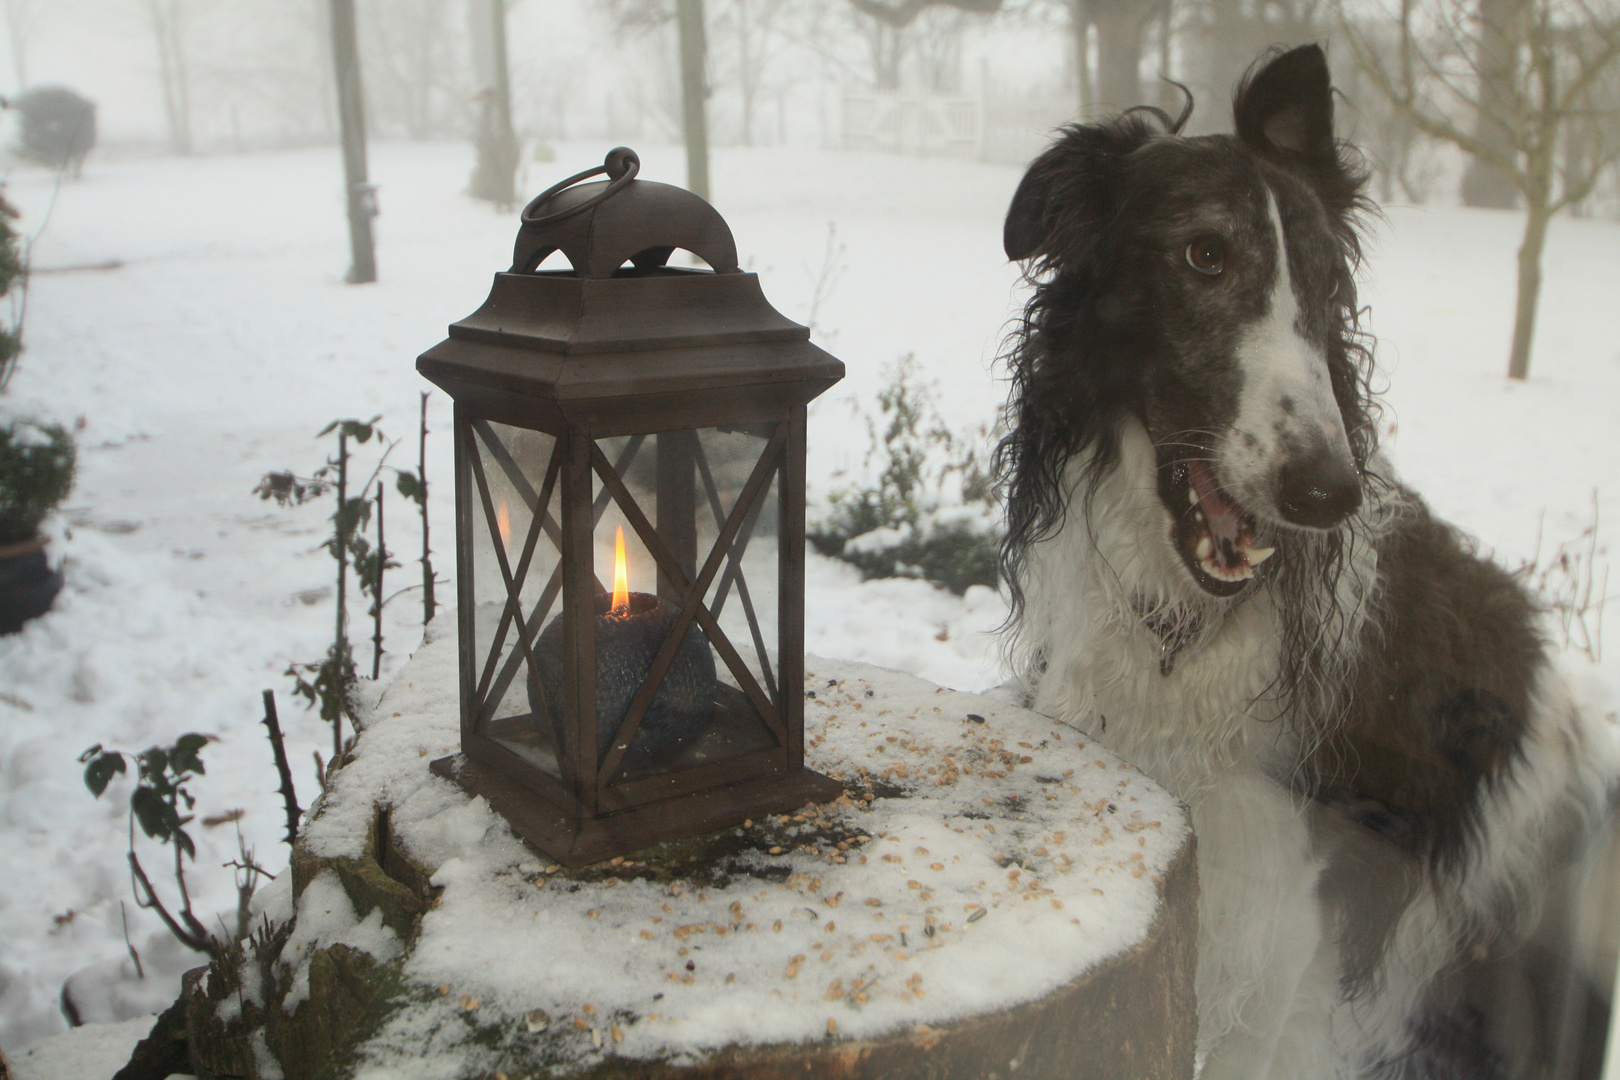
left=470, top=423, right=644, bottom=731
left=591, top=424, right=789, bottom=784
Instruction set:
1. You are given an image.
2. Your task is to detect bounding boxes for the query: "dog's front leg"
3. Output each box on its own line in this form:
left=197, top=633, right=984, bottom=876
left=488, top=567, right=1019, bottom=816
left=1193, top=772, right=1331, bottom=1080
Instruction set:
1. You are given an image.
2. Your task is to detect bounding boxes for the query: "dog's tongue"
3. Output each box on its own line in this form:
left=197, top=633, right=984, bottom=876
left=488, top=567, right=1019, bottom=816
left=1188, top=460, right=1269, bottom=577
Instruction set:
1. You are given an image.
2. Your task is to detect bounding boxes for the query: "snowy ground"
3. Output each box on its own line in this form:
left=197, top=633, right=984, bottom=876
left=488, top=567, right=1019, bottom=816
left=1, top=138, right=1618, bottom=1070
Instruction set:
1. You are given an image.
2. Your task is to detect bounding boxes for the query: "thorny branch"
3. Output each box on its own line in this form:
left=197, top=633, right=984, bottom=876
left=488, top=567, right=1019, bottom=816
left=261, top=689, right=302, bottom=845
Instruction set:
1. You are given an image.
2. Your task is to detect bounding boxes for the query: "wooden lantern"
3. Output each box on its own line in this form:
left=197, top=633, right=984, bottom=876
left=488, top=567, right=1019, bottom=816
left=418, top=148, right=845, bottom=866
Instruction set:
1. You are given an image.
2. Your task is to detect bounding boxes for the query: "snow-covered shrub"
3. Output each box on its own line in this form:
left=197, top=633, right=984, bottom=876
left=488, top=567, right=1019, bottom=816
left=9, top=85, right=96, bottom=176
left=0, top=412, right=75, bottom=544
left=809, top=355, right=998, bottom=595
left=0, top=186, right=24, bottom=391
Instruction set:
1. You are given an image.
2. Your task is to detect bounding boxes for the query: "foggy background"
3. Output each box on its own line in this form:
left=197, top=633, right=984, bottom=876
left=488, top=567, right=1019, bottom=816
left=9, top=0, right=1609, bottom=213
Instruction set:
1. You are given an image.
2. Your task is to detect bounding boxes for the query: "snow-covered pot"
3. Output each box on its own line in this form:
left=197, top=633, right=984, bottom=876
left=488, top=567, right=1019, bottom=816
left=416, top=147, right=846, bottom=866
left=0, top=413, right=74, bottom=633
left=0, top=536, right=62, bottom=634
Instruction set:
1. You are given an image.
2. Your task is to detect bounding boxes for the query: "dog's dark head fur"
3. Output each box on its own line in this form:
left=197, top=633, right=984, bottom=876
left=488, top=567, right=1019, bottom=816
left=996, top=45, right=1380, bottom=621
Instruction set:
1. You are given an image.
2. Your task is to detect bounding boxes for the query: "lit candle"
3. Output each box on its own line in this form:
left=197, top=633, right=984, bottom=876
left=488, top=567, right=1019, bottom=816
left=611, top=526, right=630, bottom=616
left=532, top=523, right=716, bottom=775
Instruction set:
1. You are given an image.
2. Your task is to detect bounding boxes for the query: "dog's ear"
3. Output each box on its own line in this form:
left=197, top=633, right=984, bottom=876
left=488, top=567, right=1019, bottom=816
left=1234, top=44, right=1336, bottom=166
left=1004, top=122, right=1146, bottom=263
left=1004, top=167, right=1053, bottom=262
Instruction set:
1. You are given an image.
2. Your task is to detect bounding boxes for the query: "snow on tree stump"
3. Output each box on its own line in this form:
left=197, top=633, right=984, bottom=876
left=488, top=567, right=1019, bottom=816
left=183, top=624, right=1197, bottom=1079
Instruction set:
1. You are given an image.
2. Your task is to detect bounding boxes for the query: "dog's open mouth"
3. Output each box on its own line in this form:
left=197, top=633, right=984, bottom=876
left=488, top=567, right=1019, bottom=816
left=1165, top=459, right=1275, bottom=596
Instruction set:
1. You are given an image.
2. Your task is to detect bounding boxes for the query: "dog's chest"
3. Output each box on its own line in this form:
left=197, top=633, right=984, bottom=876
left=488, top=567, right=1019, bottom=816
left=1026, top=541, right=1291, bottom=794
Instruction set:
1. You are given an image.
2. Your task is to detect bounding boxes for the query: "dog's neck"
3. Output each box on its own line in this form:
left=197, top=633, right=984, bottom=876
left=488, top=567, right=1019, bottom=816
left=1131, top=593, right=1209, bottom=677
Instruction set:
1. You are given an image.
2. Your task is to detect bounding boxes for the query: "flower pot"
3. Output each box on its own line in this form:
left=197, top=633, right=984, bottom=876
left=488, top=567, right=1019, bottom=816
left=0, top=536, right=62, bottom=634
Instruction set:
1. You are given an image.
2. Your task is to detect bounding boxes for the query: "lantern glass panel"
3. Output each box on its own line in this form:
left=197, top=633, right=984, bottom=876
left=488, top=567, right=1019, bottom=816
left=693, top=426, right=781, bottom=711
left=591, top=425, right=783, bottom=782
left=468, top=418, right=566, bottom=782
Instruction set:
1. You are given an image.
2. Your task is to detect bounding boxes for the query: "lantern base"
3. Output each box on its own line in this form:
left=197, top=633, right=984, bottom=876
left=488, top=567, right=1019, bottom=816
left=429, top=754, right=845, bottom=868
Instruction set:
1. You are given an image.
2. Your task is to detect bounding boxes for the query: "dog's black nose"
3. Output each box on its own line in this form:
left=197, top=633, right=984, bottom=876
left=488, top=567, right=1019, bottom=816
left=1277, top=450, right=1361, bottom=529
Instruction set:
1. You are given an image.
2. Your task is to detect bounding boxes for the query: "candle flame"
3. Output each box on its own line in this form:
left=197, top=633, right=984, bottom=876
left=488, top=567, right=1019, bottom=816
left=496, top=498, right=511, bottom=554
left=611, top=526, right=630, bottom=615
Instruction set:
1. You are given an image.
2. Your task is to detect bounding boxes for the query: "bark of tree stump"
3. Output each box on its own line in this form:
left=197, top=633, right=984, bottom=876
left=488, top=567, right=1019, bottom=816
left=182, top=635, right=1197, bottom=1079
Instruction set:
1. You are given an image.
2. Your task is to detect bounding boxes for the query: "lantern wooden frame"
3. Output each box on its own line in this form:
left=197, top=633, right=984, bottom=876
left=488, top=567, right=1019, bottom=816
left=418, top=149, right=844, bottom=866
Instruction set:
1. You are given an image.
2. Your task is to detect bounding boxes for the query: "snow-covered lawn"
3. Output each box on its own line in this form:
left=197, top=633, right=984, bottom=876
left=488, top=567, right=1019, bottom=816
left=1, top=138, right=1617, bottom=1068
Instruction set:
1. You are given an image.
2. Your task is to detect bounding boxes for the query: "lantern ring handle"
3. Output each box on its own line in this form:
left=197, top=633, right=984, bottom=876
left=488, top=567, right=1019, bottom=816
left=520, top=147, right=639, bottom=227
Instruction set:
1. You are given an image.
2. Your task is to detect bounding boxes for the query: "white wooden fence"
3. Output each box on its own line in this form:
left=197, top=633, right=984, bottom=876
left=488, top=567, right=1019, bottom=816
left=841, top=87, right=1076, bottom=166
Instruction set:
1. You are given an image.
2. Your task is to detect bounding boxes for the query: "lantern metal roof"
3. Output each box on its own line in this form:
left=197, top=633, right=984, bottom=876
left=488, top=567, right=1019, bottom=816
left=417, top=148, right=844, bottom=427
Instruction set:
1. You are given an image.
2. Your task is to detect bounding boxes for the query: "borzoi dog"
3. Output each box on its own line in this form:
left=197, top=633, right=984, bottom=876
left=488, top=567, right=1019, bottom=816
left=995, top=44, right=1614, bottom=1079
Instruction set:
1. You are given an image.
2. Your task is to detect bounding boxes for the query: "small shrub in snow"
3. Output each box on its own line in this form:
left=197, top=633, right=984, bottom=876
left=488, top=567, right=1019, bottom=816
left=809, top=355, right=998, bottom=595
left=0, top=413, right=75, bottom=544
left=1517, top=495, right=1609, bottom=664
left=8, top=85, right=96, bottom=176
left=79, top=734, right=246, bottom=959
left=0, top=187, right=28, bottom=392
left=256, top=418, right=395, bottom=764
left=256, top=412, right=439, bottom=771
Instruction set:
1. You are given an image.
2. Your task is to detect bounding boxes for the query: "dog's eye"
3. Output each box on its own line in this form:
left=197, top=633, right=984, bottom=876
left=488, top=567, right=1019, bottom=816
left=1185, top=237, right=1226, bottom=276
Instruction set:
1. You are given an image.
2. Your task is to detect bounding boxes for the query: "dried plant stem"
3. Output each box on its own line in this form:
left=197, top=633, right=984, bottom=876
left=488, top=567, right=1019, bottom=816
left=119, top=900, right=144, bottom=979
left=261, top=689, right=302, bottom=844
left=127, top=827, right=216, bottom=958
left=372, top=479, right=386, bottom=679
left=419, top=391, right=437, bottom=627
left=332, top=429, right=349, bottom=761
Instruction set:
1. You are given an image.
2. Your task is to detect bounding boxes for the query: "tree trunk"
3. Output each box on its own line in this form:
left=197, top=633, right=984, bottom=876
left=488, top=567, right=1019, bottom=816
left=1507, top=198, right=1550, bottom=379
left=1091, top=0, right=1151, bottom=111
left=1156, top=0, right=1176, bottom=116
left=468, top=0, right=520, bottom=208
left=149, top=0, right=192, bottom=155
left=738, top=0, right=754, bottom=146
left=677, top=0, right=711, bottom=201
left=4, top=0, right=33, bottom=88
left=1070, top=0, right=1090, bottom=117
left=1461, top=0, right=1522, bottom=209
left=329, top=0, right=377, bottom=284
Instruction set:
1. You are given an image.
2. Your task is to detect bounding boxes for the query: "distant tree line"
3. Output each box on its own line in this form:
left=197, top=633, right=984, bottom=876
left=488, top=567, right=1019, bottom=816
left=7, top=0, right=1611, bottom=375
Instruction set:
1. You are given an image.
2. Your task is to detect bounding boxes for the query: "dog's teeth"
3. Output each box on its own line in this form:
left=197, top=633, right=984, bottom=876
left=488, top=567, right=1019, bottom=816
left=1188, top=487, right=1199, bottom=506
left=1246, top=545, right=1276, bottom=566
left=1195, top=537, right=1213, bottom=560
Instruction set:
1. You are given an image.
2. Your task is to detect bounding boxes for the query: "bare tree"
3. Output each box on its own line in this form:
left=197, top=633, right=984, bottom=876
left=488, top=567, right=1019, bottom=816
left=846, top=0, right=1002, bottom=22
left=606, top=0, right=712, bottom=197
left=2, top=0, right=44, bottom=88
left=330, top=0, right=376, bottom=283
left=1344, top=0, right=1620, bottom=379
left=1070, top=0, right=1090, bottom=115
left=1459, top=0, right=1522, bottom=205
left=146, top=0, right=193, bottom=154
left=359, top=0, right=463, bottom=140
left=677, top=0, right=711, bottom=199
left=468, top=0, right=519, bottom=207
left=1338, top=24, right=1434, bottom=202
left=910, top=5, right=971, bottom=92
left=1089, top=0, right=1157, bottom=110
left=845, top=0, right=1002, bottom=89
left=850, top=6, right=908, bottom=87
left=710, top=0, right=801, bottom=144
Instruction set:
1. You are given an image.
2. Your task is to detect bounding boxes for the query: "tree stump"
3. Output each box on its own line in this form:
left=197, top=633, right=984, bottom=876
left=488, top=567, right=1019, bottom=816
left=184, top=629, right=1196, bottom=1079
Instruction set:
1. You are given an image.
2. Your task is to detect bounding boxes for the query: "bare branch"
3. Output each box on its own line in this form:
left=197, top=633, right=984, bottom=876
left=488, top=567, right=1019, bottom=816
left=261, top=689, right=303, bottom=845
left=1341, top=13, right=1527, bottom=184
left=847, top=0, right=1001, bottom=27
left=128, top=849, right=217, bottom=958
